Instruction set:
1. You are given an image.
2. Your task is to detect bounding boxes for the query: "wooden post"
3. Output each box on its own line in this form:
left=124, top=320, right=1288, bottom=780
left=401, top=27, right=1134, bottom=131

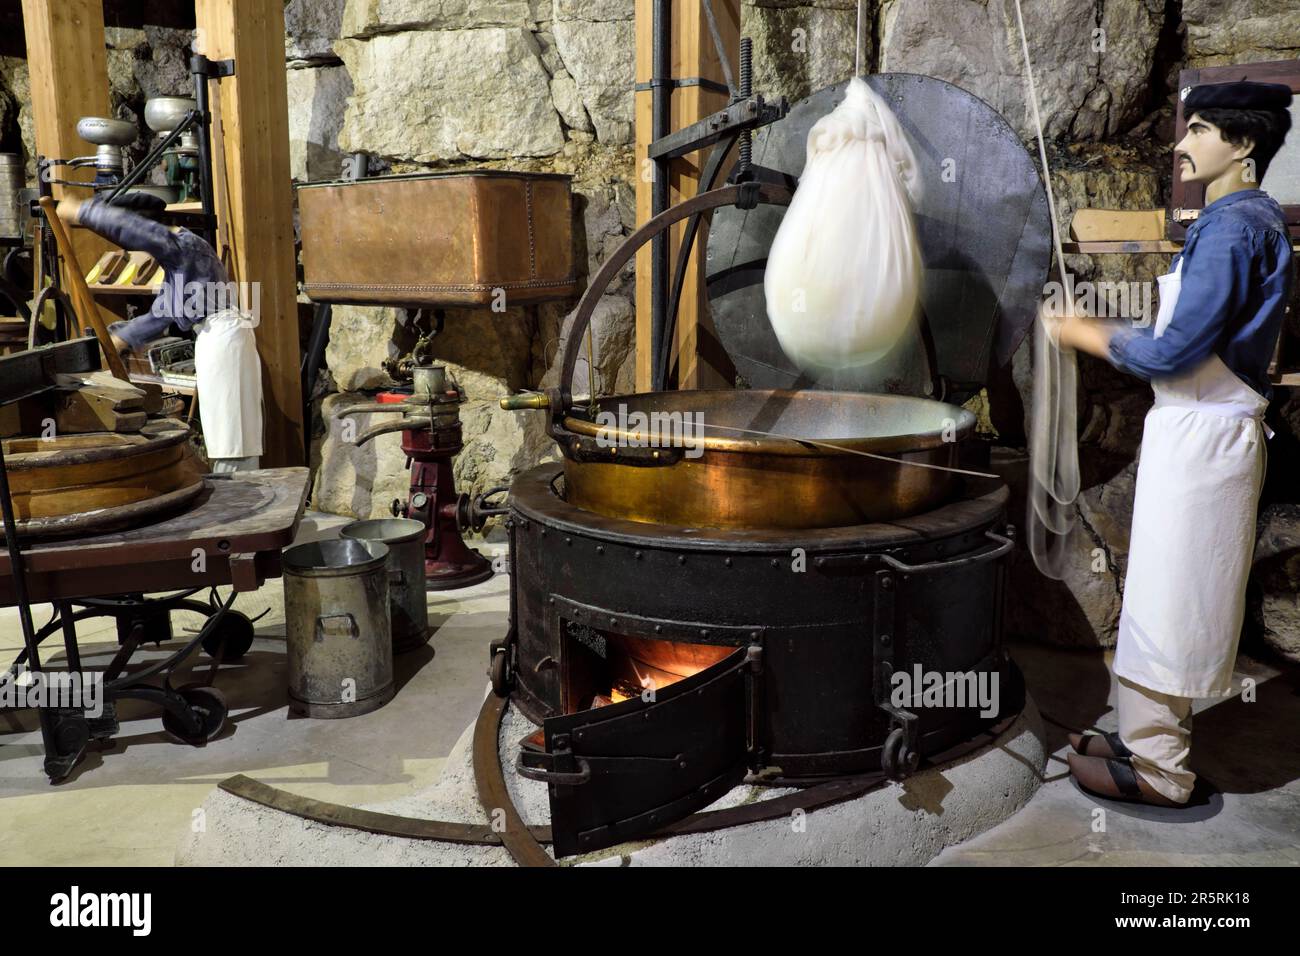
left=634, top=0, right=739, bottom=391
left=22, top=0, right=115, bottom=334
left=194, top=0, right=303, bottom=466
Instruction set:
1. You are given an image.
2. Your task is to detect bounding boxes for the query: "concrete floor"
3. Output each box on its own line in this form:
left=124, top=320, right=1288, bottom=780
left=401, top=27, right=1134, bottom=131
left=3, top=516, right=1298, bottom=866
left=0, top=513, right=508, bottom=866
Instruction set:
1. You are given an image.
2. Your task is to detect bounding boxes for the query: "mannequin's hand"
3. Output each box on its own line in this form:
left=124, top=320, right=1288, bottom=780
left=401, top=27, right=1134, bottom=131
left=55, top=199, right=85, bottom=225
left=1037, top=300, right=1071, bottom=349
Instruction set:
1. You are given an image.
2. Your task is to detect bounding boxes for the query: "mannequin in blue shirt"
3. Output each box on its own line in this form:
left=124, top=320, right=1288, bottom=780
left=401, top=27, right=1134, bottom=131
left=1046, top=80, right=1293, bottom=807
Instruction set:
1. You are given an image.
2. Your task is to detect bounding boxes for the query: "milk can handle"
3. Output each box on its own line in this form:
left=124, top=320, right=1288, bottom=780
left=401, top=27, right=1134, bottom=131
left=315, top=613, right=358, bottom=642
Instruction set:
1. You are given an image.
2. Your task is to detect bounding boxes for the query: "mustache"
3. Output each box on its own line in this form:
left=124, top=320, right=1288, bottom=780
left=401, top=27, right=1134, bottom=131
left=1177, top=153, right=1196, bottom=171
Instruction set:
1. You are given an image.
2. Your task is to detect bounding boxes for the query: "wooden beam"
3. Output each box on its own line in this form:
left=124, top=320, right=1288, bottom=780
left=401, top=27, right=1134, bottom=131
left=22, top=0, right=116, bottom=335
left=194, top=0, right=303, bottom=466
left=634, top=0, right=739, bottom=392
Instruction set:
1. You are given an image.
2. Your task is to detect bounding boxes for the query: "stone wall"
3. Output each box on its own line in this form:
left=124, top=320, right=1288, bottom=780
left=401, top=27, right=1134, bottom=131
left=0, top=0, right=1296, bottom=663
left=289, top=0, right=638, bottom=533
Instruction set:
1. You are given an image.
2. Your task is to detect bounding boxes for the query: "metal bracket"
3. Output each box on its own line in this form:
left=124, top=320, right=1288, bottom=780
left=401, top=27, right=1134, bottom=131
left=873, top=568, right=919, bottom=780
left=648, top=95, right=789, bottom=161
left=635, top=77, right=730, bottom=97
left=191, top=55, right=236, bottom=79
left=558, top=432, right=686, bottom=467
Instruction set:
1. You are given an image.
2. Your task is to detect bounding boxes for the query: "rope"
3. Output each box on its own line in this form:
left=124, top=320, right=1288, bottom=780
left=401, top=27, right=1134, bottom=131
left=855, top=0, right=868, bottom=77
left=1012, top=0, right=1070, bottom=294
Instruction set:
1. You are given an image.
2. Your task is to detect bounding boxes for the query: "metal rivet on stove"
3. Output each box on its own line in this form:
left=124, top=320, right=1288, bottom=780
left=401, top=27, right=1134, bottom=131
left=770, top=559, right=779, bottom=568
left=881, top=634, right=891, bottom=646
left=610, top=618, right=617, bottom=627
left=549, top=597, right=555, bottom=604
left=596, top=545, right=604, bottom=554
left=565, top=537, right=572, bottom=545
left=654, top=624, right=662, bottom=634
left=724, top=557, right=732, bottom=567
left=700, top=629, right=709, bottom=638
left=634, top=550, right=643, bottom=559
left=678, top=555, right=686, bottom=565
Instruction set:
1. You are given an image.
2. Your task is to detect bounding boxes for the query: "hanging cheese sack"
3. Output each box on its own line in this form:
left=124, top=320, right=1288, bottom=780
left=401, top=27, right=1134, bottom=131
left=764, top=77, right=925, bottom=372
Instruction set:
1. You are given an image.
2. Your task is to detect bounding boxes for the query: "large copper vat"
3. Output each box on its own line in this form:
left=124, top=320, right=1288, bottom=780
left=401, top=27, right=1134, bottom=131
left=560, top=388, right=974, bottom=529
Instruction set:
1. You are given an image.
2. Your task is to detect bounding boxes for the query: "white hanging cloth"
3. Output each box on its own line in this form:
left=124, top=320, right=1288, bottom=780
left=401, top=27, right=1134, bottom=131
left=763, top=77, right=925, bottom=373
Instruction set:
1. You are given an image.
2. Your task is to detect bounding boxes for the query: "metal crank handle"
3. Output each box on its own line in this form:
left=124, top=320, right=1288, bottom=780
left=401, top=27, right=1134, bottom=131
left=456, top=485, right=510, bottom=534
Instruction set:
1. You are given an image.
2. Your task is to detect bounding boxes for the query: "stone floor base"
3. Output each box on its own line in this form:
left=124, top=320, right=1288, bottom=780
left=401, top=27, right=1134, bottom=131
left=177, top=689, right=1047, bottom=867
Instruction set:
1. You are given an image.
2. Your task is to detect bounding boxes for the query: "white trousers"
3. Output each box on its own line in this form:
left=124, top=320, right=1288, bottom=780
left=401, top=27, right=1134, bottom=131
left=1118, top=676, right=1195, bottom=803
left=193, top=310, right=264, bottom=460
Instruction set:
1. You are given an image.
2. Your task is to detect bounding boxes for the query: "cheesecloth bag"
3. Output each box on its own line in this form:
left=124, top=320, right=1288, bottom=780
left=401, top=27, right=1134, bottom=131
left=763, top=77, right=924, bottom=371
left=1026, top=306, right=1079, bottom=579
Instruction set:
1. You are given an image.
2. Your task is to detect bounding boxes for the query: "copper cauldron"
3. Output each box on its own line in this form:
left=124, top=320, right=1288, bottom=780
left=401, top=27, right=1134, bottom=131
left=501, top=182, right=975, bottom=531
left=558, top=388, right=973, bottom=529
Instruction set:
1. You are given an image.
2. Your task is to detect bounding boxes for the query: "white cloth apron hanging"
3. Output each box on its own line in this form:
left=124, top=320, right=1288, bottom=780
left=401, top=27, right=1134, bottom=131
left=192, top=308, right=264, bottom=460
left=1112, top=259, right=1270, bottom=698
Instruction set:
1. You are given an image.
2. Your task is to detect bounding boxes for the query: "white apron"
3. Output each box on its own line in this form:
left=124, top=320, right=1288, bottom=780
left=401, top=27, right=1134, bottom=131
left=193, top=308, right=264, bottom=460
left=1112, top=260, right=1270, bottom=699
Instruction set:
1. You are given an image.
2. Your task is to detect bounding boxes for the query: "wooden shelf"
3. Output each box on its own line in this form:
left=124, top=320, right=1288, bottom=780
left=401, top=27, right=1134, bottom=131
left=87, top=284, right=162, bottom=296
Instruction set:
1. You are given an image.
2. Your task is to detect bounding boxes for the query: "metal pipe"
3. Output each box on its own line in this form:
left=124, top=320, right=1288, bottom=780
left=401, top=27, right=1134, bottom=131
left=191, top=55, right=219, bottom=247
left=650, top=0, right=670, bottom=392
left=356, top=416, right=432, bottom=447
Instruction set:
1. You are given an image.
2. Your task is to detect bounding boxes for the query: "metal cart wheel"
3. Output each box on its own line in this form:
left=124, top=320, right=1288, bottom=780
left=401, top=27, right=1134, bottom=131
left=162, top=683, right=228, bottom=745
left=202, top=609, right=255, bottom=660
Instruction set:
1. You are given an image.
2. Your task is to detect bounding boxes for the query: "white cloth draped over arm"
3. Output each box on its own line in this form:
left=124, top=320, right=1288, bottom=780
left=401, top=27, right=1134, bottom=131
left=1027, top=309, right=1080, bottom=579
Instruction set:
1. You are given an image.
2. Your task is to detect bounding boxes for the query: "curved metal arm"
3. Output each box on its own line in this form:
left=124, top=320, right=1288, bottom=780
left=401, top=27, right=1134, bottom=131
left=355, top=416, right=431, bottom=447
left=552, top=181, right=793, bottom=422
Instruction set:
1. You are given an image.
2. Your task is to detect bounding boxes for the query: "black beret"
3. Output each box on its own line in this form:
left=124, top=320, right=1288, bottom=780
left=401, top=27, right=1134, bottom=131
left=1184, top=80, right=1293, bottom=113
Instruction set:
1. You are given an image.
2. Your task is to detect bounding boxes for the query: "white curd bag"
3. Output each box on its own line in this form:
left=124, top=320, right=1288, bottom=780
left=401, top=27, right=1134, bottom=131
left=764, top=77, right=925, bottom=372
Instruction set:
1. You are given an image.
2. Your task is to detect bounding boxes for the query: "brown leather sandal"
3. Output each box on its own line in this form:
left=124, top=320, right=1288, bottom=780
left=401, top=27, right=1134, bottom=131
left=1067, top=753, right=1182, bottom=807
left=1068, top=730, right=1133, bottom=760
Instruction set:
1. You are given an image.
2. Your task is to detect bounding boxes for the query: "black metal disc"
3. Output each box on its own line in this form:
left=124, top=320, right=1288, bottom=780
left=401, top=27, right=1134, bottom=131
left=706, top=73, right=1051, bottom=403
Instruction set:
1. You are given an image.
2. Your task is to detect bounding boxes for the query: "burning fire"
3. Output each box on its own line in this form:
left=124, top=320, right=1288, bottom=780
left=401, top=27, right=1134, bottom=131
left=610, top=674, right=656, bottom=704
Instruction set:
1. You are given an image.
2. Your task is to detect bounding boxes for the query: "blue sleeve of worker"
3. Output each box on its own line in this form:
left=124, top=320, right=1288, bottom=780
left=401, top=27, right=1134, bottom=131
left=1106, top=220, right=1255, bottom=381
left=77, top=199, right=185, bottom=265
left=108, top=311, right=174, bottom=351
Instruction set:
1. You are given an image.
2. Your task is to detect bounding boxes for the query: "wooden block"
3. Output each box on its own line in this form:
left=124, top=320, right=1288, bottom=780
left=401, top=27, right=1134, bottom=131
left=1068, top=208, right=1167, bottom=242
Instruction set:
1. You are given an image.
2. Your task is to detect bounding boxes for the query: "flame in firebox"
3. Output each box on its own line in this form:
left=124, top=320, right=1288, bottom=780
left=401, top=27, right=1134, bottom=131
left=610, top=667, right=657, bottom=703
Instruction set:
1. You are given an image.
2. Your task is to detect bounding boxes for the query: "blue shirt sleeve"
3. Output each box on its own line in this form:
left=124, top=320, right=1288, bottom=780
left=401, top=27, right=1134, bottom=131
left=1106, top=219, right=1256, bottom=381
left=78, top=200, right=185, bottom=265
